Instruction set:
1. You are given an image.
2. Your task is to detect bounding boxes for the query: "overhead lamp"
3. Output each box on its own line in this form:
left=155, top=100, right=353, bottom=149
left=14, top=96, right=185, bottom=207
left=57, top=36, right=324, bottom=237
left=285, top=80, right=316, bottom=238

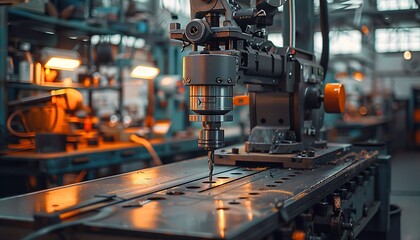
left=130, top=65, right=160, bottom=79
left=41, top=48, right=81, bottom=71
left=128, top=48, right=160, bottom=79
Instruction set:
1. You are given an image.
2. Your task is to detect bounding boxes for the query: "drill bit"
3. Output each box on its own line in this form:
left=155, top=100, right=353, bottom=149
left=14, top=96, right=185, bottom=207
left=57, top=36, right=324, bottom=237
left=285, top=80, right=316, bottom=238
left=208, top=150, right=214, bottom=182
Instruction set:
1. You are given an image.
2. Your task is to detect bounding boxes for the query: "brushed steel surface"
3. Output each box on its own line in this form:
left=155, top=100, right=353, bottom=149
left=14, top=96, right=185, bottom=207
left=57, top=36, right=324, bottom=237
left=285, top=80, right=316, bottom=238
left=0, top=151, right=377, bottom=240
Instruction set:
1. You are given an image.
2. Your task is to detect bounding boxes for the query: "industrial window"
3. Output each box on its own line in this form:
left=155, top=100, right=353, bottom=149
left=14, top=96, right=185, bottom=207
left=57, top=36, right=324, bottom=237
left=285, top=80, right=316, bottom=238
left=314, top=30, right=362, bottom=55
left=268, top=33, right=284, bottom=47
left=375, top=28, right=420, bottom=53
left=377, top=0, right=418, bottom=11
left=269, top=31, right=362, bottom=55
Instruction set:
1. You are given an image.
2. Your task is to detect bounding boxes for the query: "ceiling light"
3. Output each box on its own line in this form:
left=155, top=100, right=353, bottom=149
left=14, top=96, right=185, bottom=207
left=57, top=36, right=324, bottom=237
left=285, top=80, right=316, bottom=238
left=41, top=48, right=81, bottom=71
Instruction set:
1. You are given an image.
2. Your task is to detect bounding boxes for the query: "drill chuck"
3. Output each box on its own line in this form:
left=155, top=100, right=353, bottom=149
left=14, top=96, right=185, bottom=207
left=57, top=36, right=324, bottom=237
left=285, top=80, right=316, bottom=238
left=183, top=54, right=237, bottom=151
left=199, top=122, right=225, bottom=150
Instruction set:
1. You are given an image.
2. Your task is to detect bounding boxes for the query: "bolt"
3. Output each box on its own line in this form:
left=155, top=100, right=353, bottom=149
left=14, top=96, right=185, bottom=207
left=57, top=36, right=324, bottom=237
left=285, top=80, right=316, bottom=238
left=314, top=202, right=332, bottom=217
left=189, top=26, right=199, bottom=36
left=216, top=77, right=223, bottom=84
left=346, top=181, right=356, bottom=192
left=363, top=205, right=369, bottom=217
left=332, top=193, right=341, bottom=211
left=342, top=222, right=353, bottom=230
left=227, top=78, right=232, bottom=84
left=232, top=148, right=239, bottom=154
left=307, top=150, right=315, bottom=157
left=186, top=77, right=191, bottom=83
left=369, top=166, right=376, bottom=175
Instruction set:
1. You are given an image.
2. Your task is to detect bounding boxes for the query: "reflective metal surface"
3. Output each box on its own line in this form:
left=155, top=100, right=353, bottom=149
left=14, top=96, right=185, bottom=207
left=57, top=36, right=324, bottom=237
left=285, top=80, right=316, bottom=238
left=0, top=150, right=378, bottom=239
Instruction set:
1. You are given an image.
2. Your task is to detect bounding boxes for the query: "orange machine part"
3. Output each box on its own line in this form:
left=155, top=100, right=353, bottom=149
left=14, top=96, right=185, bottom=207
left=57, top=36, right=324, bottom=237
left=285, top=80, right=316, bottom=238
left=233, top=95, right=249, bottom=106
left=324, top=83, right=346, bottom=113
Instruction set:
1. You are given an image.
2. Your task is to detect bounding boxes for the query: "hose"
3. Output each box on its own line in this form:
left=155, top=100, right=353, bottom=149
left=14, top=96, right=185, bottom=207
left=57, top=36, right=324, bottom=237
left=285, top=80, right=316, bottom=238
left=21, top=207, right=114, bottom=240
left=7, top=109, right=35, bottom=138
left=319, top=0, right=330, bottom=80
left=130, top=134, right=163, bottom=166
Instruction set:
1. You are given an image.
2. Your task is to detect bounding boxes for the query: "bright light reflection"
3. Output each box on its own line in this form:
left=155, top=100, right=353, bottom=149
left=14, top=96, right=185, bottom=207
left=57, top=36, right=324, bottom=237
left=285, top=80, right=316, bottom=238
left=45, top=57, right=80, bottom=70
left=131, top=66, right=160, bottom=79
left=403, top=50, right=412, bottom=60
left=36, top=187, right=80, bottom=214
left=216, top=200, right=226, bottom=238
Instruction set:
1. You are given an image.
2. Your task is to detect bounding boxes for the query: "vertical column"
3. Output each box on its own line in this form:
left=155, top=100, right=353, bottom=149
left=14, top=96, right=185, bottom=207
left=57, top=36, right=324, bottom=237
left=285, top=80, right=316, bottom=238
left=0, top=7, right=8, bottom=149
left=117, top=0, right=124, bottom=119
left=283, top=0, right=314, bottom=52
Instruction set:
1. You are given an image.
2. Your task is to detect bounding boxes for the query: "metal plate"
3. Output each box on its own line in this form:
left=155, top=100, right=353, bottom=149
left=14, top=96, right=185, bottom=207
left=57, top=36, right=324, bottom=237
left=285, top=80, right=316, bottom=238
left=0, top=150, right=378, bottom=240
left=214, top=143, right=352, bottom=169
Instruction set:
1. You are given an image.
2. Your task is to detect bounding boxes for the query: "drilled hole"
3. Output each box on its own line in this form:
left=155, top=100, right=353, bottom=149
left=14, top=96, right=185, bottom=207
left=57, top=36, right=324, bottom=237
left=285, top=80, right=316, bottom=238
left=261, top=118, right=266, bottom=124
left=230, top=172, right=243, bottom=175
left=217, top=176, right=230, bottom=179
left=229, top=201, right=240, bottom=205
left=281, top=177, right=290, bottom=181
left=203, top=181, right=216, bottom=184
left=166, top=191, right=185, bottom=195
left=147, top=197, right=166, bottom=201
left=274, top=180, right=284, bottom=184
left=248, top=192, right=260, bottom=195
left=186, top=186, right=201, bottom=189
left=278, top=118, right=284, bottom=124
left=288, top=174, right=297, bottom=177
left=238, top=196, right=249, bottom=199
left=266, top=184, right=277, bottom=187
left=217, top=207, right=230, bottom=211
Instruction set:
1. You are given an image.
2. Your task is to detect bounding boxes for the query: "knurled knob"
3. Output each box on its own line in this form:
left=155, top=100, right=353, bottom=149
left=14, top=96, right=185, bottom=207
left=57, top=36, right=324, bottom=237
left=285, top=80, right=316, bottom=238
left=324, top=83, right=346, bottom=113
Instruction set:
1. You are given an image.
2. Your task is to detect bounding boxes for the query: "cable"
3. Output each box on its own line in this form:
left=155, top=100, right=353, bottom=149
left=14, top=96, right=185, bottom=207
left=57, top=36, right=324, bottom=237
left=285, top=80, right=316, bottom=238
left=7, top=105, right=60, bottom=138
left=130, top=134, right=163, bottom=166
left=319, top=0, right=330, bottom=80
left=7, top=109, right=35, bottom=138
left=74, top=170, right=88, bottom=183
left=21, top=207, right=114, bottom=240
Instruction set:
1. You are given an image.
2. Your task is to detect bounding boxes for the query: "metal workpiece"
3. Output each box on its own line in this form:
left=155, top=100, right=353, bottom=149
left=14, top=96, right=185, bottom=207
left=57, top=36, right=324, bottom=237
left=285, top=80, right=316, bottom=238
left=0, top=150, right=382, bottom=240
left=183, top=54, right=238, bottom=86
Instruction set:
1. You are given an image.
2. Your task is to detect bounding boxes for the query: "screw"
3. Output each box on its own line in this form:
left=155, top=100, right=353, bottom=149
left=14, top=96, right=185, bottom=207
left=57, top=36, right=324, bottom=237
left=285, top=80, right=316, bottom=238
left=307, top=150, right=315, bottom=157
left=227, top=78, right=232, bottom=84
left=190, top=26, right=199, bottom=36
left=232, top=148, right=239, bottom=154
left=342, top=222, right=353, bottom=230
left=216, top=77, right=222, bottom=84
left=186, top=77, right=191, bottom=83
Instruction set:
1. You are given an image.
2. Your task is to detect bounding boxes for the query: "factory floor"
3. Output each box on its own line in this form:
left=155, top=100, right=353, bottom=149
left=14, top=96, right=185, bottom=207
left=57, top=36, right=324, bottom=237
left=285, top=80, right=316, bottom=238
left=391, top=150, right=420, bottom=240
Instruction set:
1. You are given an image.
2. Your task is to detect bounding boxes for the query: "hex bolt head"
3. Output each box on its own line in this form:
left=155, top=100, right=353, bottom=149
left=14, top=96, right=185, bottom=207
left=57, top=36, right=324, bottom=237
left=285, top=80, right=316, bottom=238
left=307, top=150, right=315, bottom=157
left=227, top=78, right=232, bottom=84
left=216, top=77, right=222, bottom=84
left=342, top=222, right=353, bottom=231
left=346, top=181, right=356, bottom=192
